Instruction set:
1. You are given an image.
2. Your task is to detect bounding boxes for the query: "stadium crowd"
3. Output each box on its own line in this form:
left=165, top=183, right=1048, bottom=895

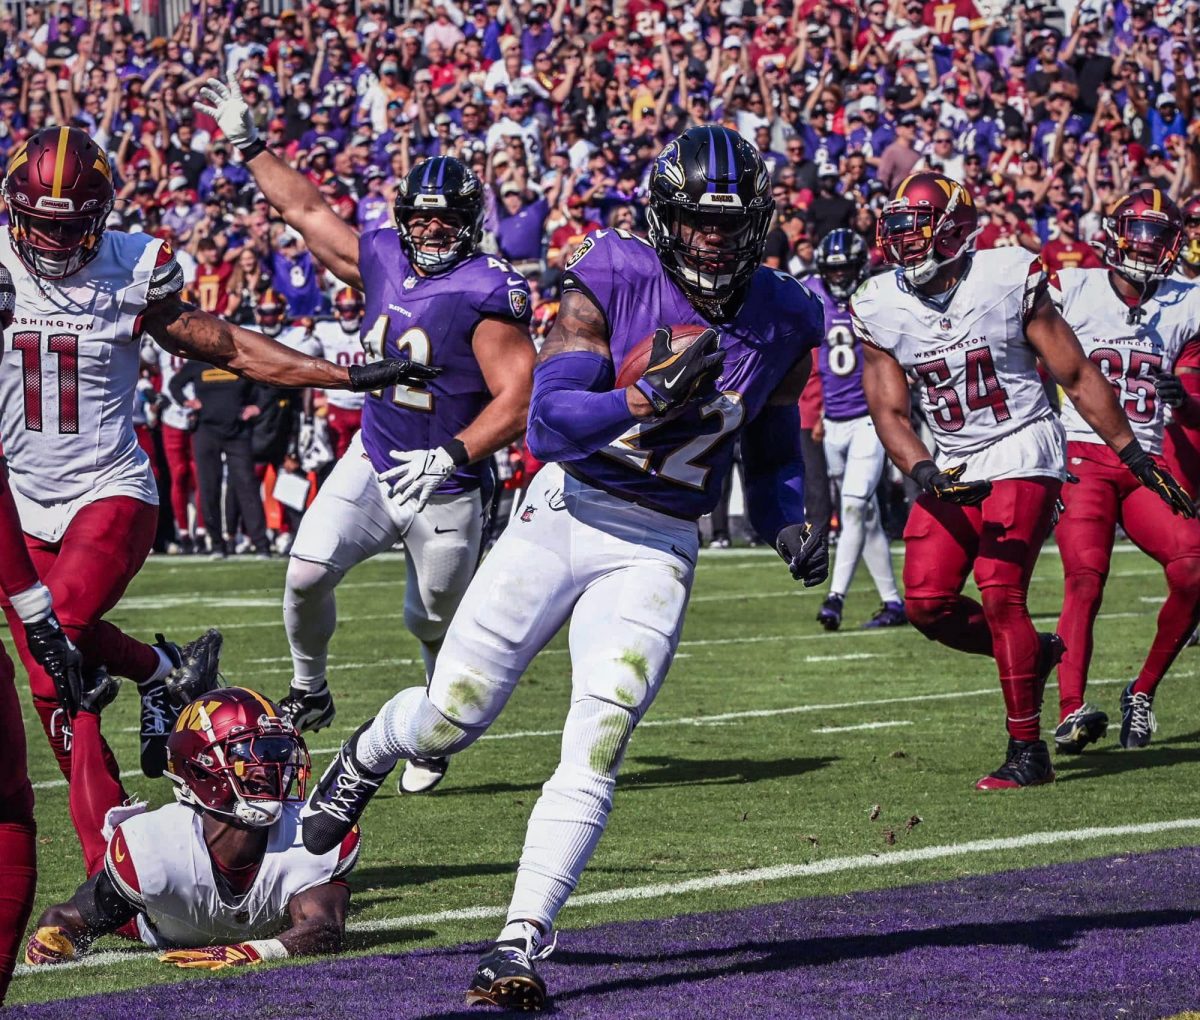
left=3, top=0, right=1199, bottom=553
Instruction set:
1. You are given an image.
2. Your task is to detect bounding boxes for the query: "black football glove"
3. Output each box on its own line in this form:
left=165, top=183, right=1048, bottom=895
left=347, top=359, right=442, bottom=393
left=25, top=614, right=84, bottom=716
left=1119, top=440, right=1196, bottom=517
left=911, top=460, right=993, bottom=506
left=635, top=327, right=725, bottom=416
left=1155, top=371, right=1187, bottom=409
left=776, top=522, right=830, bottom=587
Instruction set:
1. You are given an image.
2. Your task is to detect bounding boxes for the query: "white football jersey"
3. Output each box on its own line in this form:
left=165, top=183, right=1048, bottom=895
left=140, top=338, right=195, bottom=432
left=104, top=801, right=358, bottom=949
left=1053, top=267, right=1200, bottom=454
left=851, top=247, right=1055, bottom=461
left=275, top=323, right=322, bottom=358
left=0, top=229, right=183, bottom=531
left=310, top=319, right=366, bottom=410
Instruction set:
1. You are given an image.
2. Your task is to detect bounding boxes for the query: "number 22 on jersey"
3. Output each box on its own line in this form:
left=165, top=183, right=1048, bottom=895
left=361, top=314, right=434, bottom=412
left=11, top=329, right=80, bottom=433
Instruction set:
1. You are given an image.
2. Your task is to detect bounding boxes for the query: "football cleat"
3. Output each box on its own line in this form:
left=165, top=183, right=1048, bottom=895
left=78, top=667, right=120, bottom=716
left=863, top=601, right=907, bottom=629
left=301, top=720, right=387, bottom=855
left=398, top=756, right=449, bottom=795
left=164, top=629, right=225, bottom=709
left=1054, top=703, right=1109, bottom=754
left=139, top=636, right=183, bottom=779
left=466, top=927, right=552, bottom=1011
left=280, top=683, right=336, bottom=733
left=1187, top=628, right=1199, bottom=648
left=975, top=739, right=1055, bottom=790
left=816, top=593, right=844, bottom=631
left=1119, top=683, right=1158, bottom=749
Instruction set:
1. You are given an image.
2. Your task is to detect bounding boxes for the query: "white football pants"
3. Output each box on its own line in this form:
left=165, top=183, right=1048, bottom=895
left=356, top=462, right=698, bottom=930
left=823, top=415, right=899, bottom=603
left=285, top=431, right=484, bottom=686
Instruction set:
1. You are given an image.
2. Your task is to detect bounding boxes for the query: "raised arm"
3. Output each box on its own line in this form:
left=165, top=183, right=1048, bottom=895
left=194, top=73, right=362, bottom=289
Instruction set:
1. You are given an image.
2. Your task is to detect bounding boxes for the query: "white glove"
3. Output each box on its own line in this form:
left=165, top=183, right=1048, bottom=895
left=194, top=72, right=259, bottom=150
left=379, top=447, right=457, bottom=512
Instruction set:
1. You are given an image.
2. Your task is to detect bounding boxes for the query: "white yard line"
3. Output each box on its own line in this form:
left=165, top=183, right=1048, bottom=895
left=812, top=720, right=912, bottom=734
left=19, top=814, right=1200, bottom=976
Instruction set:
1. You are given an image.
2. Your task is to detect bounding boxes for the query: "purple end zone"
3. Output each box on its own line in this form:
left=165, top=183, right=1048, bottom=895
left=11, top=846, right=1200, bottom=1020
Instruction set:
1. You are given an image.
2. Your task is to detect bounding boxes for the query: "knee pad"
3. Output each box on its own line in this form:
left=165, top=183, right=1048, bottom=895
left=1062, top=566, right=1106, bottom=604
left=560, top=696, right=638, bottom=781
left=403, top=605, right=450, bottom=647
left=904, top=594, right=959, bottom=636
left=1166, top=556, right=1200, bottom=596
left=285, top=557, right=342, bottom=601
left=840, top=493, right=868, bottom=525
left=980, top=584, right=1027, bottom=626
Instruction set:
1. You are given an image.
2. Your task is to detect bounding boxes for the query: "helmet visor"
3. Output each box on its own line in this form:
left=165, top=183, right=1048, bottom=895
left=226, top=734, right=306, bottom=801
left=878, top=209, right=933, bottom=266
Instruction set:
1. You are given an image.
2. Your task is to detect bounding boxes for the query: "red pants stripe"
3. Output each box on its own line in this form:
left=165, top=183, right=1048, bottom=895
left=903, top=477, right=1061, bottom=742
left=1055, top=441, right=1200, bottom=717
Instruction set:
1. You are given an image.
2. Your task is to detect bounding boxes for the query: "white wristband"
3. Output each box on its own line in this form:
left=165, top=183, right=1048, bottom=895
left=246, top=938, right=288, bottom=961
left=10, top=582, right=52, bottom=625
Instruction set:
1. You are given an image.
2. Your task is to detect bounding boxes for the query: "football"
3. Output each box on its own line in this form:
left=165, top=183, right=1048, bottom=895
left=614, top=324, right=711, bottom=389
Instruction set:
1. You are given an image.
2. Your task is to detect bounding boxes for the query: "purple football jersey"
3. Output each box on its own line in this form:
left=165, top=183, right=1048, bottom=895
left=562, top=230, right=822, bottom=520
left=805, top=275, right=869, bottom=422
left=358, top=229, right=532, bottom=492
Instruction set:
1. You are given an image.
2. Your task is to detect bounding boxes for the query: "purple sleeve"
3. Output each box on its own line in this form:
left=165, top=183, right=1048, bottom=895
left=742, top=402, right=806, bottom=542
left=526, top=351, right=636, bottom=463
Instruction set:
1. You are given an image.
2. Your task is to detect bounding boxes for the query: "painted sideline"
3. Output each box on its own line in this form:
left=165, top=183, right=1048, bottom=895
left=18, top=816, right=1200, bottom=977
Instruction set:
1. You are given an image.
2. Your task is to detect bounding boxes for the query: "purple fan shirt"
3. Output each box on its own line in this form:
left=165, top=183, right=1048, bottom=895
left=358, top=229, right=532, bottom=493
left=561, top=231, right=822, bottom=520
left=805, top=275, right=869, bottom=422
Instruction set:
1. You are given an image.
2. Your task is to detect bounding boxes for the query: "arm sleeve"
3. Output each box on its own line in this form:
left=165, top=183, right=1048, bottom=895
left=525, top=352, right=637, bottom=463
left=75, top=867, right=139, bottom=934
left=742, top=401, right=807, bottom=543
left=147, top=242, right=185, bottom=303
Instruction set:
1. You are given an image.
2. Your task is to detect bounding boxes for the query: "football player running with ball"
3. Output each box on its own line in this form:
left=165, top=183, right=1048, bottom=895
left=24, top=684, right=357, bottom=973
left=1051, top=189, right=1200, bottom=752
left=197, top=77, right=535, bottom=799
left=806, top=230, right=906, bottom=631
left=853, top=172, right=1194, bottom=791
left=0, top=127, right=428, bottom=874
left=300, top=126, right=828, bottom=1010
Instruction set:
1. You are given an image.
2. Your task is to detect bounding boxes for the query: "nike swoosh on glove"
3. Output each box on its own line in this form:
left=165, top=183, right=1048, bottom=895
left=347, top=359, right=442, bottom=393
left=380, top=447, right=457, bottom=511
left=775, top=523, right=830, bottom=587
left=158, top=943, right=267, bottom=970
left=25, top=926, right=81, bottom=966
left=635, top=327, right=725, bottom=416
left=911, top=461, right=993, bottom=506
left=25, top=613, right=84, bottom=716
left=193, top=73, right=259, bottom=150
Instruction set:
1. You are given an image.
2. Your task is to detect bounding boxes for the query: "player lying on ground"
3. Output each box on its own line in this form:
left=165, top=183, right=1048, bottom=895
left=299, top=125, right=829, bottom=1011
left=197, top=76, right=535, bottom=796
left=0, top=126, right=433, bottom=874
left=24, top=646, right=356, bottom=971
left=1051, top=188, right=1200, bottom=752
left=855, top=172, right=1194, bottom=791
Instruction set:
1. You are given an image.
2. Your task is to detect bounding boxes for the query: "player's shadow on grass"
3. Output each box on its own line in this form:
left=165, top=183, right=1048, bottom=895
left=538, top=906, right=1200, bottom=1005
left=1054, top=731, right=1200, bottom=781
left=432, top=755, right=838, bottom=799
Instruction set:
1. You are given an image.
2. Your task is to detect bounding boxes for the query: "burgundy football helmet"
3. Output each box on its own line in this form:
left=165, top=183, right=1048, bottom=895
left=166, top=687, right=310, bottom=829
left=876, top=171, right=979, bottom=285
left=3, top=127, right=115, bottom=279
left=1103, top=188, right=1183, bottom=283
left=256, top=288, right=287, bottom=337
left=333, top=286, right=363, bottom=334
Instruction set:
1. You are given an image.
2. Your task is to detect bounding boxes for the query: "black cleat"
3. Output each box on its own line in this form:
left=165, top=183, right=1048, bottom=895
left=975, top=738, right=1055, bottom=790
left=398, top=756, right=449, bottom=794
left=164, top=629, right=224, bottom=709
left=466, top=935, right=549, bottom=1011
left=816, top=594, right=843, bottom=631
left=863, top=601, right=907, bottom=629
left=280, top=683, right=336, bottom=733
left=139, top=636, right=183, bottom=779
left=78, top=667, right=121, bottom=716
left=1119, top=682, right=1158, bottom=749
left=301, top=720, right=387, bottom=854
left=1054, top=703, right=1109, bottom=754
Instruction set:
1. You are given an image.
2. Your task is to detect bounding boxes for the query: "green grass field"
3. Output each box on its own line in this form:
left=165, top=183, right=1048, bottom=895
left=9, top=540, right=1200, bottom=1008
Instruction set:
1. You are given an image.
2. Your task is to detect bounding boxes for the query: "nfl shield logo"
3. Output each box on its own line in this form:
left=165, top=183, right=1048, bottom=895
left=509, top=288, right=528, bottom=319
left=403, top=275, right=418, bottom=290
left=939, top=317, right=952, bottom=330
left=520, top=504, right=536, bottom=523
